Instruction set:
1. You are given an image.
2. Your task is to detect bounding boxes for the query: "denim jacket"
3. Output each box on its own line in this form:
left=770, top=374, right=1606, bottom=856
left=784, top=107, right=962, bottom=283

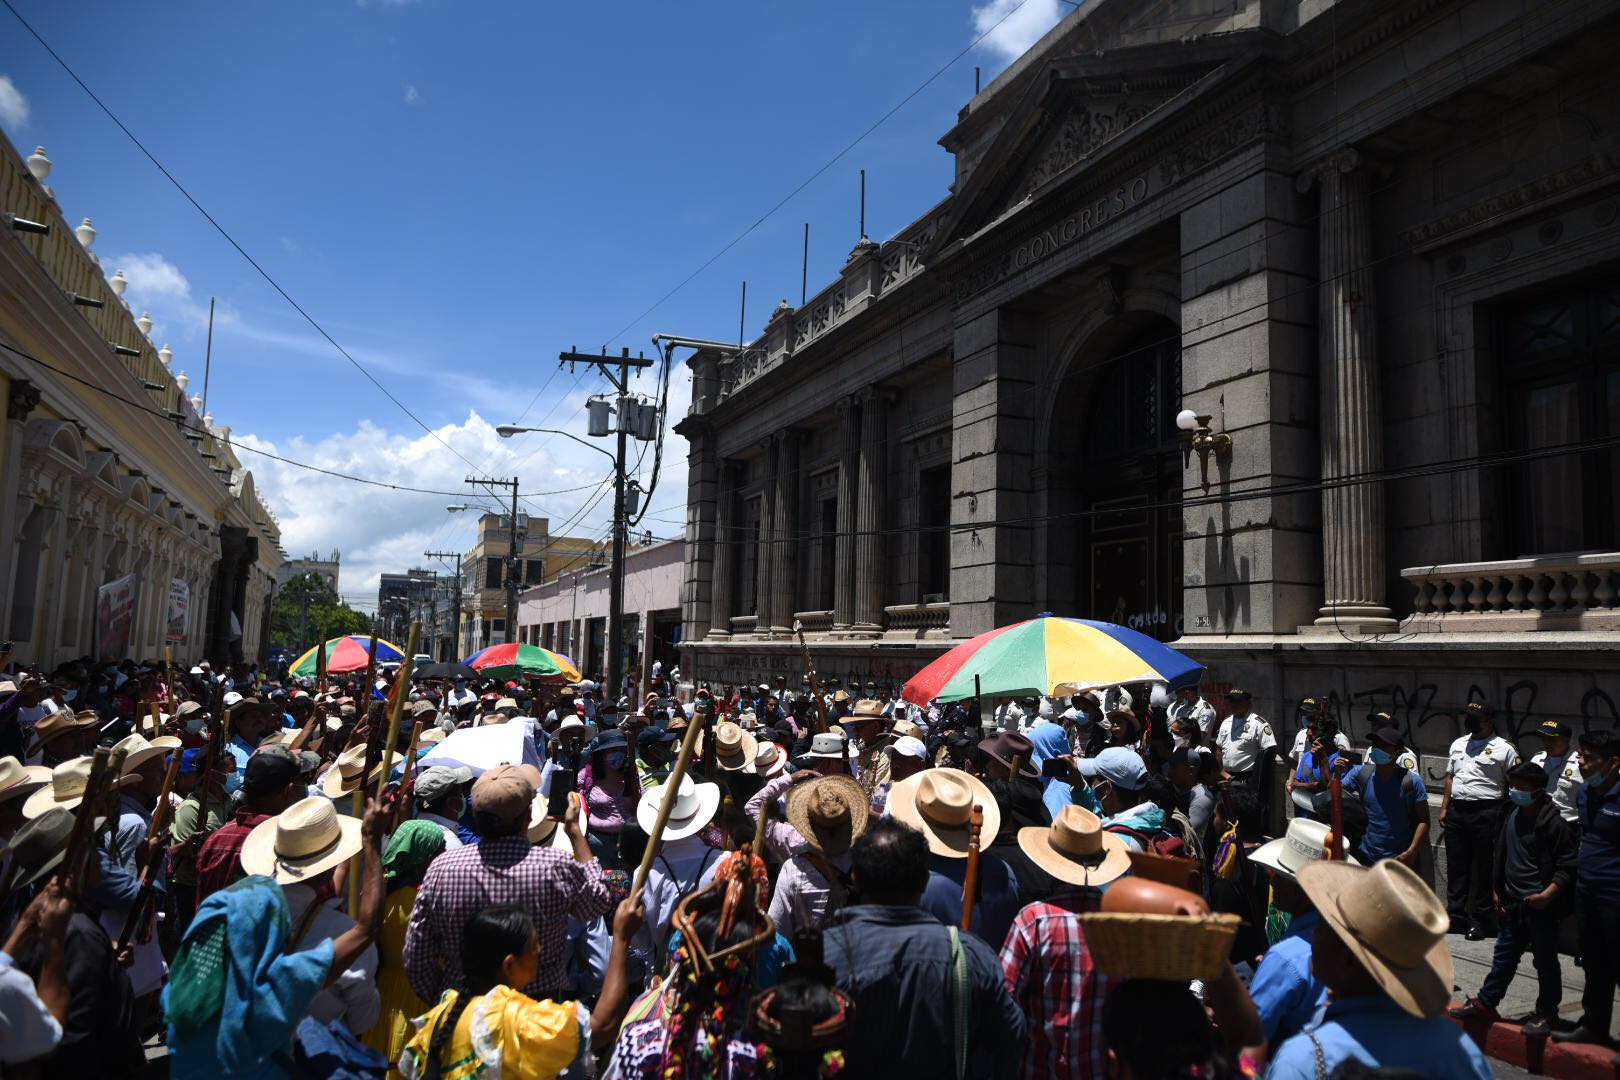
left=823, top=904, right=1025, bottom=1080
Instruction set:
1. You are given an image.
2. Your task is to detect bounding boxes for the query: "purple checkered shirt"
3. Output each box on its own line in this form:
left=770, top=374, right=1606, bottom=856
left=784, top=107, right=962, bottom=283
left=403, top=836, right=610, bottom=1002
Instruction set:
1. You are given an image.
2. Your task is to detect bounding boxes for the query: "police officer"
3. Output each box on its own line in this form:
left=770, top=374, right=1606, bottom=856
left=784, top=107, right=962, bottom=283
left=1215, top=688, right=1277, bottom=784
left=1441, top=701, right=1519, bottom=939
left=1288, top=698, right=1350, bottom=767
left=1168, top=683, right=1218, bottom=743
left=1530, top=719, right=1581, bottom=825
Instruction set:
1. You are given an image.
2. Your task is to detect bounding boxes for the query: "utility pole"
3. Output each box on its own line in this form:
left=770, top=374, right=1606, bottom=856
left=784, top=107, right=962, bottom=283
left=463, top=477, right=522, bottom=645
left=425, top=551, right=461, bottom=660
left=559, top=346, right=654, bottom=708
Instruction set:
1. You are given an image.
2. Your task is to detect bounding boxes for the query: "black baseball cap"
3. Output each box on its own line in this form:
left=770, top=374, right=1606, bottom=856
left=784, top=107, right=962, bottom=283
left=1538, top=719, right=1572, bottom=739
left=243, top=744, right=301, bottom=796
left=1372, top=726, right=1404, bottom=748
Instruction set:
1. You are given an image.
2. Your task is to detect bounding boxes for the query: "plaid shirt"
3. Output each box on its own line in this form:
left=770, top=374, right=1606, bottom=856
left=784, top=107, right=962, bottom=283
left=195, top=808, right=273, bottom=905
left=999, top=888, right=1112, bottom=1080
left=403, top=836, right=610, bottom=1002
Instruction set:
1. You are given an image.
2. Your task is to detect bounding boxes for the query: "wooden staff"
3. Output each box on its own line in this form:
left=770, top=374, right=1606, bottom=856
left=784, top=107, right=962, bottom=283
left=1008, top=753, right=1026, bottom=781
left=163, top=646, right=174, bottom=712
left=315, top=632, right=328, bottom=696
left=115, top=742, right=185, bottom=952
left=59, top=747, right=115, bottom=896
left=631, top=698, right=711, bottom=901
left=146, top=701, right=162, bottom=739
left=375, top=623, right=421, bottom=800
left=961, top=803, right=984, bottom=931
left=752, top=787, right=770, bottom=858
left=793, top=620, right=826, bottom=734
left=1327, top=772, right=1347, bottom=862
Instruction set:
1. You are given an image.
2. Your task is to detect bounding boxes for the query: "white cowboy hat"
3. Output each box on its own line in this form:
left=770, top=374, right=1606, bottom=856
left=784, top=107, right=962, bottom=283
left=0, top=756, right=51, bottom=804
left=22, top=755, right=139, bottom=819
left=112, top=731, right=183, bottom=775
left=320, top=744, right=370, bottom=798
left=752, top=741, right=787, bottom=779
left=887, top=767, right=1002, bottom=859
left=526, top=790, right=576, bottom=850
left=1296, top=858, right=1454, bottom=1020
left=1018, top=805, right=1132, bottom=888
left=1250, top=818, right=1356, bottom=880
left=635, top=774, right=721, bottom=842
left=240, top=796, right=363, bottom=884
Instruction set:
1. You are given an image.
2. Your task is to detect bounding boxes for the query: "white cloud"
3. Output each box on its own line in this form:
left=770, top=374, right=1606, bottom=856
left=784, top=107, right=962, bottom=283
left=114, top=251, right=192, bottom=302
left=404, top=84, right=420, bottom=105
left=235, top=410, right=631, bottom=609
left=0, top=75, right=30, bottom=130
left=971, top=0, right=1066, bottom=66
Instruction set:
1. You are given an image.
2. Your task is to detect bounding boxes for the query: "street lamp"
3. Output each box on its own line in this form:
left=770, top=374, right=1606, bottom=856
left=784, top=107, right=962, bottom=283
left=450, top=482, right=523, bottom=647
left=496, top=424, right=618, bottom=465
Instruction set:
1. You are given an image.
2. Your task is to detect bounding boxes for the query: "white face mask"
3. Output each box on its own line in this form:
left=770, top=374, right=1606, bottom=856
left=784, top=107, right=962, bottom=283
left=185, top=714, right=207, bottom=734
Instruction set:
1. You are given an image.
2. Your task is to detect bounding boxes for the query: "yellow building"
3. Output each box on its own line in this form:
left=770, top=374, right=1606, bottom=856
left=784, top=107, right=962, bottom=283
left=457, top=511, right=600, bottom=655
left=0, top=132, right=282, bottom=668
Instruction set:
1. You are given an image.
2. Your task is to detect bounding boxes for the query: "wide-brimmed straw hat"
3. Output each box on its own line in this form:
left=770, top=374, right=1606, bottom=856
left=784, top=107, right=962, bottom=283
left=0, top=756, right=51, bottom=804
left=1250, top=818, right=1356, bottom=880
left=1296, top=858, right=1454, bottom=1019
left=886, top=767, right=1001, bottom=858
left=752, top=741, right=787, bottom=779
left=29, top=709, right=98, bottom=748
left=240, top=795, right=363, bottom=884
left=321, top=744, right=370, bottom=798
left=22, top=755, right=139, bottom=818
left=699, top=721, right=757, bottom=772
left=1018, top=805, right=1131, bottom=887
left=635, top=774, right=722, bottom=842
left=112, top=731, right=183, bottom=775
left=785, top=774, right=869, bottom=856
left=526, top=790, right=576, bottom=849
left=891, top=718, right=925, bottom=741
left=842, top=699, right=886, bottom=723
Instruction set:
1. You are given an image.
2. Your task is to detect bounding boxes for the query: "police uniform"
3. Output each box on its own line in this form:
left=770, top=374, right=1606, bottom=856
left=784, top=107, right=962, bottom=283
left=1530, top=749, right=1582, bottom=824
left=1444, top=726, right=1519, bottom=930
left=1290, top=726, right=1350, bottom=765
left=1169, top=696, right=1218, bottom=741
left=1216, top=710, right=1276, bottom=779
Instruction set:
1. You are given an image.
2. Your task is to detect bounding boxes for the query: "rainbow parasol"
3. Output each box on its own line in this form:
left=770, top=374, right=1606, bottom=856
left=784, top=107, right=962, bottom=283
left=288, top=634, right=406, bottom=677
left=464, top=642, right=581, bottom=682
left=901, top=615, right=1202, bottom=706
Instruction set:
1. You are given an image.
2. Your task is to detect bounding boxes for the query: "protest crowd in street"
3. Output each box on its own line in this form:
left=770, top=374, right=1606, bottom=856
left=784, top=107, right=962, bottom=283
left=0, top=640, right=1610, bottom=1079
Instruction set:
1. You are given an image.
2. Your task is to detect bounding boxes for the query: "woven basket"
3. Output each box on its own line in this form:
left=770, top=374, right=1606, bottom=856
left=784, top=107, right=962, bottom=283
left=1076, top=912, right=1243, bottom=981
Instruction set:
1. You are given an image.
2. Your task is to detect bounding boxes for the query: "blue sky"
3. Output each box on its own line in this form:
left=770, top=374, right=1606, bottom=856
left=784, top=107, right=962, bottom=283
left=0, top=0, right=1064, bottom=607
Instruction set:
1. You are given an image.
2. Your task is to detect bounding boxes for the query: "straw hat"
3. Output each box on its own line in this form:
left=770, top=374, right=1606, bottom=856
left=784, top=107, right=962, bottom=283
left=635, top=774, right=722, bottom=842
left=22, top=755, right=139, bottom=818
left=0, top=756, right=51, bottom=804
left=844, top=699, right=886, bottom=722
left=112, top=731, right=183, bottom=774
left=699, top=721, right=757, bottom=772
left=1251, top=818, right=1356, bottom=880
left=526, top=790, right=576, bottom=849
left=752, top=741, right=787, bottom=779
left=29, top=709, right=99, bottom=747
left=886, top=767, right=1001, bottom=858
left=1296, top=858, right=1454, bottom=1019
left=785, top=775, right=868, bottom=856
left=240, top=795, right=364, bottom=884
left=891, top=718, right=925, bottom=741
left=1017, top=805, right=1131, bottom=887
left=416, top=726, right=448, bottom=748
left=321, top=744, right=370, bottom=798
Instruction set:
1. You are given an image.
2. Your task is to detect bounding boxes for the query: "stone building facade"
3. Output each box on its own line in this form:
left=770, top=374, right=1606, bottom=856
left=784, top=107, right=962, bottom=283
left=0, top=132, right=283, bottom=668
left=678, top=0, right=1620, bottom=764
left=277, top=549, right=341, bottom=594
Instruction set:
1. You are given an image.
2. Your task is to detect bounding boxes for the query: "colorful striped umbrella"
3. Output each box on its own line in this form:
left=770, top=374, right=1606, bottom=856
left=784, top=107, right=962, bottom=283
left=288, top=634, right=406, bottom=677
left=901, top=616, right=1202, bottom=706
left=464, top=642, right=582, bottom=682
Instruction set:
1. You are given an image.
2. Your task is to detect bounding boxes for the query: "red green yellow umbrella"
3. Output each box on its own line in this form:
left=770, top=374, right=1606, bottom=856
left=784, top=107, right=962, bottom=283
left=901, top=616, right=1202, bottom=706
left=464, top=642, right=581, bottom=682
left=288, top=634, right=406, bottom=677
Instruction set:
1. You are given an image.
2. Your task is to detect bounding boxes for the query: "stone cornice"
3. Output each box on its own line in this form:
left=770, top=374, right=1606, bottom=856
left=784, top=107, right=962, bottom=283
left=1402, top=151, right=1620, bottom=252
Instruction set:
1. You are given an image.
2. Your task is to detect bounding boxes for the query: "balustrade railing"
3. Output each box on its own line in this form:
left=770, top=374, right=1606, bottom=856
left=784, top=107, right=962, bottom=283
left=883, top=601, right=952, bottom=640
left=1400, top=552, right=1620, bottom=631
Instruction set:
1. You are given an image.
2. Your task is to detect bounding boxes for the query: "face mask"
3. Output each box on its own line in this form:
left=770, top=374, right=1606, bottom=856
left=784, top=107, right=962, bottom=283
left=1509, top=788, right=1537, bottom=808
left=185, top=715, right=207, bottom=735
left=1173, top=736, right=1189, bottom=751
left=63, top=690, right=77, bottom=703
left=1584, top=763, right=1610, bottom=784
left=1368, top=747, right=1393, bottom=766
left=1074, top=714, right=1093, bottom=728
left=603, top=751, right=626, bottom=771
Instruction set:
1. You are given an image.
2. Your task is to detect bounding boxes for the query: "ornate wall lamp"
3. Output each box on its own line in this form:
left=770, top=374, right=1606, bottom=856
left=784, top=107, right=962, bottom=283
left=1176, top=408, right=1232, bottom=494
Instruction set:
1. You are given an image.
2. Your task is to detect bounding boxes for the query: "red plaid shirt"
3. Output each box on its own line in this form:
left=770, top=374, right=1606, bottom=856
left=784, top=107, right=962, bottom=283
left=403, top=836, right=610, bottom=1002
left=999, top=888, right=1113, bottom=1080
left=194, top=808, right=273, bottom=906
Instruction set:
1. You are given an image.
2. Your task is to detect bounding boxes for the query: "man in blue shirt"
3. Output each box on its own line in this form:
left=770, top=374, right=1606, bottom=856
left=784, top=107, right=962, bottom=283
left=1269, top=859, right=1490, bottom=1079
left=1247, top=817, right=1338, bottom=1044
left=1554, top=729, right=1620, bottom=1047
left=1342, top=725, right=1429, bottom=866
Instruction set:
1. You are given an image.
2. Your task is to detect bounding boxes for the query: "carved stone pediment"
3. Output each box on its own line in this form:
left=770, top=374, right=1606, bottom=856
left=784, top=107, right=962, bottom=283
left=1017, top=92, right=1160, bottom=201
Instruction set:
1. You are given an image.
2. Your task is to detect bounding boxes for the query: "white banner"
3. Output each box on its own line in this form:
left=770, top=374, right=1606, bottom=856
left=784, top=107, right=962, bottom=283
left=166, top=579, right=190, bottom=645
left=96, top=572, right=139, bottom=659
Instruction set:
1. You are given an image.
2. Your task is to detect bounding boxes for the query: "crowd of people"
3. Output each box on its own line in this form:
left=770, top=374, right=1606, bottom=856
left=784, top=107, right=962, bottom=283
left=0, top=642, right=1609, bottom=1078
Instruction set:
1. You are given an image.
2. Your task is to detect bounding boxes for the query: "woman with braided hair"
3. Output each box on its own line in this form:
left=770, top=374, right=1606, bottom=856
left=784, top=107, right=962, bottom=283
left=399, top=894, right=643, bottom=1080
left=603, top=850, right=780, bottom=1079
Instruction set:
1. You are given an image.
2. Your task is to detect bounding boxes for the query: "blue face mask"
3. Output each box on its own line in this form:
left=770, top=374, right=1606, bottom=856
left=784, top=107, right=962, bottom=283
left=1509, top=788, right=1537, bottom=808
left=1368, top=747, right=1393, bottom=766
left=63, top=689, right=78, bottom=703
left=603, top=751, right=627, bottom=771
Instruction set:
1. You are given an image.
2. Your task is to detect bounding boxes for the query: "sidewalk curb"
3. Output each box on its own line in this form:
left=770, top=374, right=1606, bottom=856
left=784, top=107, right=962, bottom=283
left=1449, top=1012, right=1618, bottom=1079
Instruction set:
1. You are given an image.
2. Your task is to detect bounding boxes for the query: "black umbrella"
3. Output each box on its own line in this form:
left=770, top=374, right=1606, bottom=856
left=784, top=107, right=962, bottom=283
left=414, top=662, right=477, bottom=681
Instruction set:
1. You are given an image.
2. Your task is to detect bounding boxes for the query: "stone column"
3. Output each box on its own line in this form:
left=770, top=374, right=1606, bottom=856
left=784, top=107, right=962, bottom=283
left=707, top=461, right=736, bottom=640
left=754, top=439, right=777, bottom=632
left=677, top=417, right=718, bottom=643
left=768, top=431, right=800, bottom=636
left=833, top=396, right=859, bottom=631
left=852, top=389, right=888, bottom=635
left=1302, top=149, right=1395, bottom=631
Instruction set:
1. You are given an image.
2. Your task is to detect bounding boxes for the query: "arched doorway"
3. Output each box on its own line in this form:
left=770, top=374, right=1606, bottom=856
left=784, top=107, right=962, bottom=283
left=1045, top=317, right=1183, bottom=640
